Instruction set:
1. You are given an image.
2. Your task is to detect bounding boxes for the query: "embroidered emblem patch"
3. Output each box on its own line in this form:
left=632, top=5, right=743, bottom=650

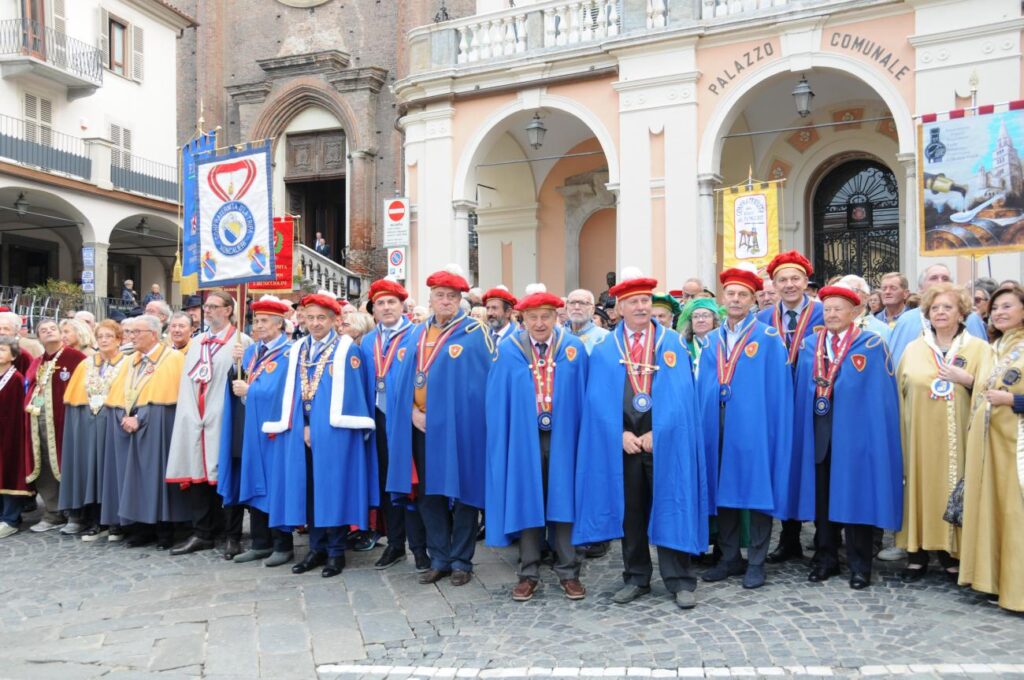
left=59, top=368, right=70, bottom=381
left=565, top=346, right=578, bottom=362
left=1003, top=368, right=1021, bottom=386
left=812, top=325, right=825, bottom=333
left=448, top=344, right=463, bottom=359
left=664, top=350, right=676, bottom=368
left=953, top=356, right=967, bottom=369
left=851, top=354, right=867, bottom=371
left=265, top=361, right=277, bottom=373
left=744, top=342, right=759, bottom=359
left=397, top=348, right=406, bottom=362
left=350, top=356, right=361, bottom=369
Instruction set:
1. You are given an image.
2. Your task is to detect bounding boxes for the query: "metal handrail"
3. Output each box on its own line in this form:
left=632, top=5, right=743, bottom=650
left=0, top=18, right=103, bottom=84
left=0, top=111, right=91, bottom=178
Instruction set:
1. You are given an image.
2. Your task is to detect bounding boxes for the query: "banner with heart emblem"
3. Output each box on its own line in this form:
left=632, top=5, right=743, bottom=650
left=197, top=143, right=275, bottom=287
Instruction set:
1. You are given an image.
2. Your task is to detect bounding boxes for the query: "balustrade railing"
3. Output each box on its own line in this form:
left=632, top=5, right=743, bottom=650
left=0, top=112, right=90, bottom=179
left=111, top=155, right=179, bottom=202
left=0, top=18, right=103, bottom=85
left=701, top=0, right=790, bottom=20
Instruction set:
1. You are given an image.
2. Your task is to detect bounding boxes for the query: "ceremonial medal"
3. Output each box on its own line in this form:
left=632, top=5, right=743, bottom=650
left=304, top=402, right=312, bottom=413
left=376, top=378, right=387, bottom=393
left=930, top=378, right=954, bottom=400
left=538, top=412, right=553, bottom=431
left=814, top=396, right=831, bottom=416
left=516, top=330, right=561, bottom=433
left=373, top=324, right=409, bottom=396
left=59, top=369, right=70, bottom=382
left=414, top=316, right=462, bottom=391
left=633, top=392, right=652, bottom=413
left=1004, top=368, right=1021, bottom=386
left=414, top=371, right=427, bottom=388
left=718, top=384, right=732, bottom=402
left=616, top=325, right=658, bottom=411
left=953, top=356, right=967, bottom=368
left=812, top=325, right=860, bottom=419
left=716, top=320, right=756, bottom=405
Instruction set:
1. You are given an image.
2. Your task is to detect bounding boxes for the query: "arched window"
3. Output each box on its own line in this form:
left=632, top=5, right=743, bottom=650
left=812, top=159, right=899, bottom=287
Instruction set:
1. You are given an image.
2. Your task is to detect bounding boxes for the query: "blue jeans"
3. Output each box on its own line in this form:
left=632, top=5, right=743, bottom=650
left=308, top=526, right=346, bottom=557
left=418, top=496, right=479, bottom=572
left=0, top=495, right=24, bottom=526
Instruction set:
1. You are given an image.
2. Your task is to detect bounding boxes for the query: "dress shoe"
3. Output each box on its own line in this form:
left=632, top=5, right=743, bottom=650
left=418, top=569, right=451, bottom=584
left=693, top=543, right=722, bottom=567
left=702, top=559, right=747, bottom=582
left=126, top=532, right=156, bottom=548
left=944, top=568, right=960, bottom=583
left=263, top=550, right=294, bottom=568
left=849, top=572, right=871, bottom=590
left=321, top=555, right=345, bottom=578
left=611, top=584, right=650, bottom=604
left=807, top=564, right=840, bottom=582
left=451, top=569, right=471, bottom=586
left=155, top=538, right=174, bottom=551
left=560, top=578, right=586, bottom=600
left=291, top=551, right=327, bottom=574
left=234, top=548, right=274, bottom=564
left=900, top=566, right=928, bottom=583
left=583, top=542, right=609, bottom=559
left=766, top=543, right=803, bottom=564
left=512, top=578, right=539, bottom=602
left=674, top=590, right=697, bottom=609
left=413, top=550, right=431, bottom=573
left=374, top=545, right=406, bottom=570
left=222, top=537, right=242, bottom=560
left=742, top=564, right=766, bottom=589
left=169, top=536, right=214, bottom=556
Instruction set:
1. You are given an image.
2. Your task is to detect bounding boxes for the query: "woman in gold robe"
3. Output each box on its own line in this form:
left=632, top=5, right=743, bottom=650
left=896, top=284, right=992, bottom=582
left=959, top=285, right=1024, bottom=611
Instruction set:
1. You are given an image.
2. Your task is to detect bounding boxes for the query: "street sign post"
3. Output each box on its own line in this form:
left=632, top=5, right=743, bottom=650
left=383, top=197, right=410, bottom=247
left=387, top=246, right=407, bottom=280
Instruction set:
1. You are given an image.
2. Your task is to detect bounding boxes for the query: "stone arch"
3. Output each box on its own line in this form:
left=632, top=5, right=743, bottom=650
left=250, top=78, right=364, bottom=151
left=558, top=168, right=615, bottom=292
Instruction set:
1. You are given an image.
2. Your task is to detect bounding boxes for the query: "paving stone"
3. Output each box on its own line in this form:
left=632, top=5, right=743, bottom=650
left=148, top=633, right=205, bottom=671
left=258, top=650, right=317, bottom=679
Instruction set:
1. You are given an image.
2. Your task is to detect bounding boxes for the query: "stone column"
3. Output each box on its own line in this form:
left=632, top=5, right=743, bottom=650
left=697, top=172, right=722, bottom=287
left=452, top=199, right=477, bottom=285
left=82, top=241, right=110, bottom=299
left=897, top=151, right=919, bottom=284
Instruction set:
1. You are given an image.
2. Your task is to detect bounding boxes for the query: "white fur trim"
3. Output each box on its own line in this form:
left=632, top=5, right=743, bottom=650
left=329, top=334, right=375, bottom=430
left=262, top=342, right=301, bottom=434
left=620, top=266, right=644, bottom=281
left=524, top=282, right=546, bottom=295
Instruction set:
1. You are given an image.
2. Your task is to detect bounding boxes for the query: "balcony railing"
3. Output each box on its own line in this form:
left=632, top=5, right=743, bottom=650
left=700, top=0, right=790, bottom=20
left=297, top=243, right=368, bottom=300
left=111, top=155, right=178, bottom=202
left=0, top=112, right=90, bottom=179
left=0, top=18, right=103, bottom=87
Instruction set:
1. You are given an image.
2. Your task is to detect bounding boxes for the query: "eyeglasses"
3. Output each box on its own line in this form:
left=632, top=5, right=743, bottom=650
left=974, top=296, right=988, bottom=303
left=691, top=312, right=715, bottom=321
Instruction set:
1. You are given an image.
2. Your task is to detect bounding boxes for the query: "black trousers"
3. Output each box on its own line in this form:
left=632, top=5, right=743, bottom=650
left=376, top=409, right=426, bottom=553
left=249, top=507, right=294, bottom=552
left=189, top=483, right=224, bottom=540
left=621, top=450, right=695, bottom=593
left=812, top=449, right=874, bottom=576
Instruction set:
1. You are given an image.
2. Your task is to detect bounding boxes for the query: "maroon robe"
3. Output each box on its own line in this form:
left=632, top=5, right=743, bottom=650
left=0, top=368, right=28, bottom=495
left=23, top=345, right=85, bottom=481
left=14, top=352, right=30, bottom=376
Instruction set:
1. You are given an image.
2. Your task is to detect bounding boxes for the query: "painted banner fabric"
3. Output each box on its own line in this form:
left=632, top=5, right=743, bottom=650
left=181, top=132, right=216, bottom=280
left=249, top=216, right=295, bottom=293
left=722, top=182, right=781, bottom=270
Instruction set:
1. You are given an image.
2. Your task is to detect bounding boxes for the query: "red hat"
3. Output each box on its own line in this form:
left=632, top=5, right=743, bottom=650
left=818, top=285, right=861, bottom=306
left=369, top=278, right=409, bottom=302
left=767, top=250, right=814, bottom=279
left=299, top=293, right=342, bottom=316
left=250, top=295, right=290, bottom=318
left=719, top=267, right=763, bottom=293
left=515, top=283, right=562, bottom=312
left=426, top=265, right=470, bottom=293
left=482, top=286, right=517, bottom=307
left=609, top=268, right=658, bottom=301
left=668, top=289, right=683, bottom=299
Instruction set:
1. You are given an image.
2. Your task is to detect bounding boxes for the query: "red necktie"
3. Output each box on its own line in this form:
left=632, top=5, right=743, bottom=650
left=830, top=333, right=841, bottom=362
left=630, top=332, right=644, bottom=364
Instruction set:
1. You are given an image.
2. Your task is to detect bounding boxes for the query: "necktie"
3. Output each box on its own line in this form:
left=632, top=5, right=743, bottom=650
left=536, top=342, right=548, bottom=358
left=313, top=340, right=323, bottom=360
left=630, top=332, right=644, bottom=365
left=257, top=344, right=267, bottom=361
left=786, top=310, right=798, bottom=332
left=382, top=328, right=392, bottom=350
left=830, top=334, right=841, bottom=362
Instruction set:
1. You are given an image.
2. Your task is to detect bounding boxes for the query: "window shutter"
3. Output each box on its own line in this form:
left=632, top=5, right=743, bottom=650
left=110, top=123, right=122, bottom=167
left=52, top=0, right=66, bottom=33
left=23, top=93, right=52, bottom=146
left=131, top=24, right=143, bottom=82
left=122, top=126, right=132, bottom=169
left=39, top=96, right=52, bottom=146
left=24, top=93, right=38, bottom=144
left=99, top=7, right=110, bottom=69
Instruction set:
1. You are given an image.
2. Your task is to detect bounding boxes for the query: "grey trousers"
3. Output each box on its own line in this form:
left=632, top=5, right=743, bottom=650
left=35, top=415, right=63, bottom=524
left=519, top=522, right=580, bottom=581
left=719, top=508, right=772, bottom=567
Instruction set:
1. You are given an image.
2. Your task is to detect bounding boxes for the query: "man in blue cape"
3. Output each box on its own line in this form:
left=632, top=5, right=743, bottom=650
left=359, top=278, right=428, bottom=572
left=698, top=267, right=800, bottom=590
left=262, top=293, right=377, bottom=578
left=219, top=295, right=294, bottom=567
left=485, top=285, right=588, bottom=602
left=386, top=265, right=494, bottom=586
left=573, top=268, right=709, bottom=609
left=794, top=285, right=903, bottom=589
left=758, top=250, right=824, bottom=565
left=482, top=286, right=518, bottom=346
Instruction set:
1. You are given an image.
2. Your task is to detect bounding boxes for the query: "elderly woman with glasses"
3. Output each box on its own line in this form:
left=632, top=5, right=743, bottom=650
left=676, top=298, right=725, bottom=376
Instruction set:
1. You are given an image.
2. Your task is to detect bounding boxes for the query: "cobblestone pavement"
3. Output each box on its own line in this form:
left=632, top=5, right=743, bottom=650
left=1, top=519, right=1022, bottom=680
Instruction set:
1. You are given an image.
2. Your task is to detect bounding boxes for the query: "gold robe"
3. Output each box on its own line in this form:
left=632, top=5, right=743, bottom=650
left=895, top=332, right=993, bottom=556
left=958, top=328, right=1024, bottom=611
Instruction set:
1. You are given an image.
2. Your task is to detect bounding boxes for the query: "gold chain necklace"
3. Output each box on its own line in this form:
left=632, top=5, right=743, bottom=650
left=25, top=347, right=65, bottom=416
left=300, top=336, right=338, bottom=405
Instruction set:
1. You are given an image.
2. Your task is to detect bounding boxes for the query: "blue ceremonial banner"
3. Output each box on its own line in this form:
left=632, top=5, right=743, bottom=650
left=197, top=143, right=275, bottom=287
left=182, top=132, right=216, bottom=278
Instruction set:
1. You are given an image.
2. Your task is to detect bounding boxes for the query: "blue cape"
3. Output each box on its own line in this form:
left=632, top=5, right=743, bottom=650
left=269, top=335, right=378, bottom=529
left=887, top=308, right=988, bottom=367
left=359, top=319, right=413, bottom=473
left=385, top=313, right=494, bottom=508
left=220, top=339, right=291, bottom=512
left=757, top=296, right=825, bottom=356
left=793, top=330, right=903, bottom=529
left=572, top=322, right=709, bottom=554
left=698, top=320, right=806, bottom=519
left=484, top=327, right=588, bottom=547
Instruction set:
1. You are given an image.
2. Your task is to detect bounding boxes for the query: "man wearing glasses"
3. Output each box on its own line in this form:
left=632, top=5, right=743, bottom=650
left=564, top=289, right=608, bottom=355
left=166, top=292, right=253, bottom=556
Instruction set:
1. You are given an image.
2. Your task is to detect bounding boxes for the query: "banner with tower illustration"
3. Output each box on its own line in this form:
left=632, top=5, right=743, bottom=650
left=720, top=180, right=782, bottom=271
left=196, top=143, right=276, bottom=287
left=919, top=104, right=1024, bottom=256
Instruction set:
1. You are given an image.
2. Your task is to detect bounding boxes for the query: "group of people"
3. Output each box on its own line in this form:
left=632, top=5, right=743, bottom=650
left=0, top=252, right=1022, bottom=614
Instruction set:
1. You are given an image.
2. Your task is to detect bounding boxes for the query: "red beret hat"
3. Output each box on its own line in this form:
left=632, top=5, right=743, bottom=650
left=426, top=267, right=470, bottom=293
left=482, top=287, right=518, bottom=307
left=515, top=292, right=563, bottom=312
left=250, top=296, right=290, bottom=317
left=369, top=279, right=409, bottom=302
left=299, top=293, right=342, bottom=316
left=767, top=250, right=814, bottom=279
left=719, top=268, right=763, bottom=293
left=609, top=269, right=658, bottom=301
left=818, top=286, right=861, bottom=306
left=668, top=289, right=684, bottom=299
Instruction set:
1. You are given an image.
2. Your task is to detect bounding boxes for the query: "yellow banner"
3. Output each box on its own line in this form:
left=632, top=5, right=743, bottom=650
left=721, top=182, right=780, bottom=271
